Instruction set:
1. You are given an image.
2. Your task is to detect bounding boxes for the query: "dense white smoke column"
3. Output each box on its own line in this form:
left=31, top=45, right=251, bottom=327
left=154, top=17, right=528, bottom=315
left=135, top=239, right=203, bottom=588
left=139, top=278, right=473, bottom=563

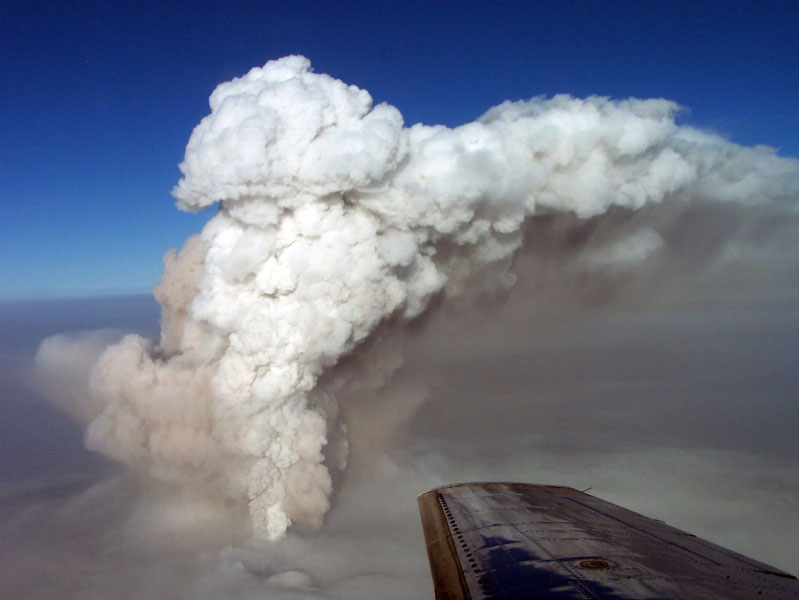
left=86, top=55, right=799, bottom=540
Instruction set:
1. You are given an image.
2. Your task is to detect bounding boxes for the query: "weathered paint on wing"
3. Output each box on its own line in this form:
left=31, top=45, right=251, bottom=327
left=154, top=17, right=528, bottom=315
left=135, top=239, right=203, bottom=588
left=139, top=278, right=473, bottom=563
left=418, top=482, right=799, bottom=599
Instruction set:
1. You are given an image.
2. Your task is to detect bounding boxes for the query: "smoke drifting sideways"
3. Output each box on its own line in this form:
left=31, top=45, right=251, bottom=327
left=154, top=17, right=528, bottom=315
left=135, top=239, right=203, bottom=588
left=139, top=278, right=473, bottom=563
left=35, top=55, right=799, bottom=544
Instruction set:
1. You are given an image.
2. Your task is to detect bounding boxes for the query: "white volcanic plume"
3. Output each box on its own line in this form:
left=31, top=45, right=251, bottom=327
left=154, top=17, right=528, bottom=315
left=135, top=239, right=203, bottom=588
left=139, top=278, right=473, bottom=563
left=76, top=56, right=797, bottom=540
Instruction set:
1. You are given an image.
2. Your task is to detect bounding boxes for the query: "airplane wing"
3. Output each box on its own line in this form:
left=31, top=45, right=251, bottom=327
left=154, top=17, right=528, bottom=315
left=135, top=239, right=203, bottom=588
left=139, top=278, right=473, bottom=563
left=418, top=482, right=798, bottom=599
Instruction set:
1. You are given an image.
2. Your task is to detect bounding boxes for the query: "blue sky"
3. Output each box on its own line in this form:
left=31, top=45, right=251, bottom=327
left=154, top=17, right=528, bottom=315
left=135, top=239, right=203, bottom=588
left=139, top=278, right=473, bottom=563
left=2, top=0, right=798, bottom=299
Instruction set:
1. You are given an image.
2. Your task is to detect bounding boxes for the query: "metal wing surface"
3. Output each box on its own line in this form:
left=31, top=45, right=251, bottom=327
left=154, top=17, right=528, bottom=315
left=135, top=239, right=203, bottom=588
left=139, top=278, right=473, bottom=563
left=418, top=482, right=798, bottom=599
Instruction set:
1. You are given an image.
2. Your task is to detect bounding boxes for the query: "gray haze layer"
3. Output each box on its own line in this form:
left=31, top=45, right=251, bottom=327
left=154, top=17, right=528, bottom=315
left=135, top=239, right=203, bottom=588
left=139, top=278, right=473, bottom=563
left=2, top=200, right=798, bottom=598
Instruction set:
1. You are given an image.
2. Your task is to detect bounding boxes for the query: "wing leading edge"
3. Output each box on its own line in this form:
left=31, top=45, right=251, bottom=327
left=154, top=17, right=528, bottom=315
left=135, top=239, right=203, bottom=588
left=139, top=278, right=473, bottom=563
left=418, top=482, right=798, bottom=599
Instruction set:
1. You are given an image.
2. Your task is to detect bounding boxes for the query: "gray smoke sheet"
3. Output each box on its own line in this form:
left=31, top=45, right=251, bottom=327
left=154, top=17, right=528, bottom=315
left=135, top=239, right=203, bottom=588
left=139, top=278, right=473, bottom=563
left=2, top=223, right=798, bottom=598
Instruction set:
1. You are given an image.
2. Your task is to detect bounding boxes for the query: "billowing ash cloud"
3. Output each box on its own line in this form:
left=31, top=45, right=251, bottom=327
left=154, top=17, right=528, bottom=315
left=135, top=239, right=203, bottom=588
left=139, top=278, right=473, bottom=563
left=62, top=56, right=798, bottom=540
